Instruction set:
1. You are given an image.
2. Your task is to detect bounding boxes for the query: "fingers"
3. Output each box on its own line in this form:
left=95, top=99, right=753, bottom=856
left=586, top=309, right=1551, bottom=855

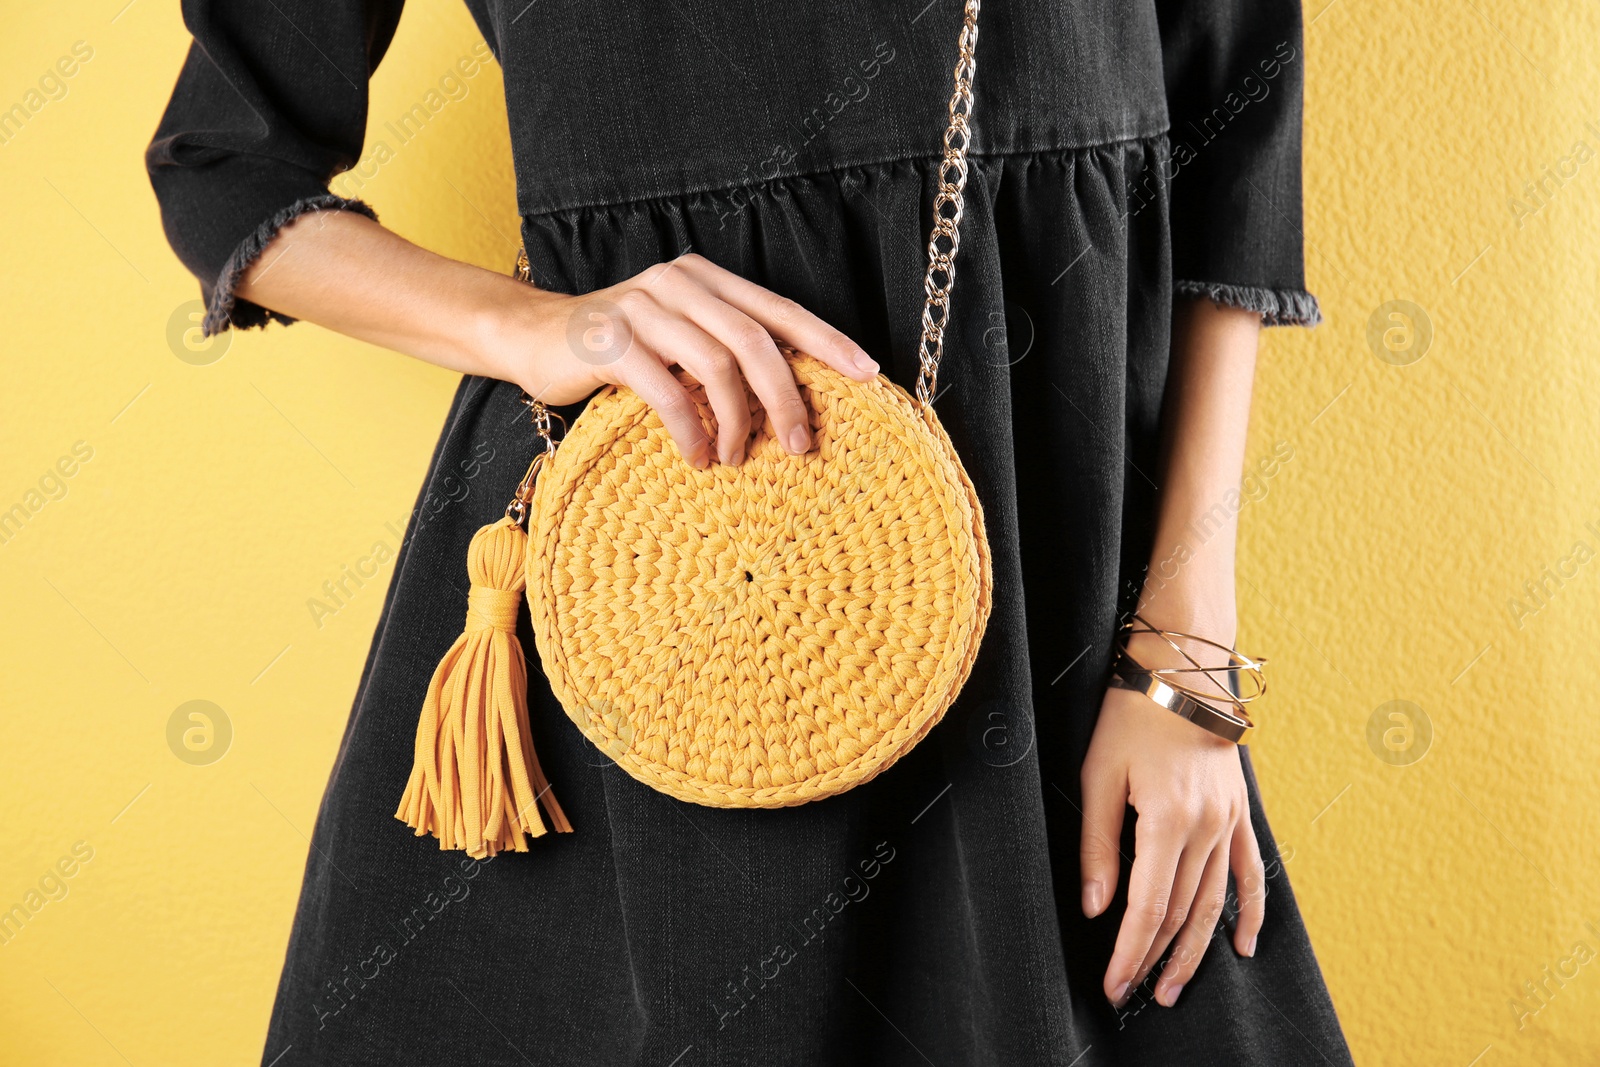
left=1104, top=812, right=1182, bottom=1008
left=658, top=285, right=811, bottom=455
left=1079, top=758, right=1128, bottom=920
left=617, top=291, right=753, bottom=465
left=1153, top=846, right=1230, bottom=1007
left=643, top=257, right=810, bottom=456
left=1229, top=813, right=1267, bottom=959
left=675, top=253, right=880, bottom=381
left=1132, top=842, right=1208, bottom=993
left=592, top=253, right=881, bottom=464
left=1111, top=805, right=1260, bottom=1010
left=610, top=343, right=712, bottom=468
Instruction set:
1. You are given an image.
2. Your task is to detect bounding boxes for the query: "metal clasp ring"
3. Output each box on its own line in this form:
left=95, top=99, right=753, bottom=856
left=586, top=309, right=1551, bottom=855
left=504, top=395, right=567, bottom=526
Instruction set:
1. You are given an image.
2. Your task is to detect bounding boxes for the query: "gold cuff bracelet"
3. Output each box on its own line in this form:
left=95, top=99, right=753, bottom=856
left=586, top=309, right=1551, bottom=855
left=1108, top=615, right=1268, bottom=745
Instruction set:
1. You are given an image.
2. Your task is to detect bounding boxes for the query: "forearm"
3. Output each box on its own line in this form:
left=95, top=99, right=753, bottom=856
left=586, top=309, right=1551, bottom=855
left=229, top=211, right=879, bottom=466
left=233, top=209, right=549, bottom=392
left=1135, top=299, right=1262, bottom=647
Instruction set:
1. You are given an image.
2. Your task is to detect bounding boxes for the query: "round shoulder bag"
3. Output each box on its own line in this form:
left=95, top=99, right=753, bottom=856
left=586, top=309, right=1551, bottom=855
left=398, top=0, right=991, bottom=857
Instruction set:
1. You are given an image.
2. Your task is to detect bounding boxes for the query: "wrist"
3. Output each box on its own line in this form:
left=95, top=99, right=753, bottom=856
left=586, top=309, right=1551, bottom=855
left=1119, top=599, right=1242, bottom=707
left=1132, top=593, right=1236, bottom=654
left=466, top=280, right=568, bottom=396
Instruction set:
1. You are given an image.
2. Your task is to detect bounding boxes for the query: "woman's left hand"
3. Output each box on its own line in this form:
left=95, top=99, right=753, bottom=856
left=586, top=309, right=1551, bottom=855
left=1078, top=628, right=1266, bottom=1010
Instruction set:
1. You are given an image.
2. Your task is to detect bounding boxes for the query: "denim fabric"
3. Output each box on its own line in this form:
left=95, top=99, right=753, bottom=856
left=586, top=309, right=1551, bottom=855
left=144, top=3, right=1349, bottom=1065
left=146, top=0, right=1319, bottom=332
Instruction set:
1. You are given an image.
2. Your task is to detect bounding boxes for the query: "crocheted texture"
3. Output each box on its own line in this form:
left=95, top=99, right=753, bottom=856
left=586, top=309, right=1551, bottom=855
left=526, top=352, right=993, bottom=808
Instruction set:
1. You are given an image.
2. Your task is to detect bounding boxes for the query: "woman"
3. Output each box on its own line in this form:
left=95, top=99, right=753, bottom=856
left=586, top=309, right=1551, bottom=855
left=147, top=1, right=1353, bottom=1063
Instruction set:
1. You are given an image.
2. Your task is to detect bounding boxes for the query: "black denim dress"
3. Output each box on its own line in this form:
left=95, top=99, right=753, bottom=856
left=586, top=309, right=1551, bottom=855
left=147, top=2, right=1350, bottom=1065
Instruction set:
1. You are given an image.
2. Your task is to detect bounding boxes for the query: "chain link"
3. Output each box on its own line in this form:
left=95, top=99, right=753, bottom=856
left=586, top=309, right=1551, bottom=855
left=916, top=0, right=982, bottom=408
left=507, top=247, right=563, bottom=525
left=513, top=247, right=560, bottom=455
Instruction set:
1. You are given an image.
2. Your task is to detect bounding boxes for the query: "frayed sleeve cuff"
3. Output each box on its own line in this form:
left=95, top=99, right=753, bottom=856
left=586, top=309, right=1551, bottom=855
left=1174, top=280, right=1323, bottom=328
left=201, top=193, right=379, bottom=337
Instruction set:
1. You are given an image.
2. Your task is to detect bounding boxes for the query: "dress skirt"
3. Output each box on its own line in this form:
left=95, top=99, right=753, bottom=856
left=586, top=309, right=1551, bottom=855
left=255, top=141, right=1356, bottom=1067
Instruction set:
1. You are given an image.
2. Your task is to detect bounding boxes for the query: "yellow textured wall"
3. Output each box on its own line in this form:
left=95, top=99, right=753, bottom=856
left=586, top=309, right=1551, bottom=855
left=2, top=2, right=1596, bottom=1064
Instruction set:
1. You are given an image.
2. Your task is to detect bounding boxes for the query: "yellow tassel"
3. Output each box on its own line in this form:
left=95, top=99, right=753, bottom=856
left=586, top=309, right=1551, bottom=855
left=396, top=517, right=571, bottom=857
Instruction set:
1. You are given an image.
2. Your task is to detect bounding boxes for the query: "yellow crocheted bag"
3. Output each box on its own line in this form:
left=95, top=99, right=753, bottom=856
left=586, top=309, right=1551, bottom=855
left=397, top=0, right=990, bottom=856
left=525, top=349, right=992, bottom=809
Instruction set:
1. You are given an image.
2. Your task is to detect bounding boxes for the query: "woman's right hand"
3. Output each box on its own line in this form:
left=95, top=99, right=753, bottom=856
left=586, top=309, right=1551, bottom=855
left=495, top=252, right=881, bottom=468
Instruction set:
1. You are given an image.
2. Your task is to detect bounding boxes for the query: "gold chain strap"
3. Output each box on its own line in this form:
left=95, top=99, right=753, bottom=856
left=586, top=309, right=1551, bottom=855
left=916, top=0, right=983, bottom=408
left=514, top=254, right=560, bottom=464
left=505, top=251, right=564, bottom=524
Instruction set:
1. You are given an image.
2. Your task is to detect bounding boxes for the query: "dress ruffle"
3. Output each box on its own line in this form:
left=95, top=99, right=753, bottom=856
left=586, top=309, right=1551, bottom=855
left=1174, top=279, right=1323, bottom=327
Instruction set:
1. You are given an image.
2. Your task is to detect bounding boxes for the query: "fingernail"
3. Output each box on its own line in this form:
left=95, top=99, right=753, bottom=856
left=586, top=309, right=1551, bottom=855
left=786, top=425, right=810, bottom=454
left=729, top=445, right=744, bottom=466
left=688, top=446, right=709, bottom=469
left=1083, top=880, right=1105, bottom=918
left=1109, top=981, right=1129, bottom=1008
left=1244, top=935, right=1257, bottom=958
left=1159, top=983, right=1184, bottom=1007
left=855, top=353, right=880, bottom=376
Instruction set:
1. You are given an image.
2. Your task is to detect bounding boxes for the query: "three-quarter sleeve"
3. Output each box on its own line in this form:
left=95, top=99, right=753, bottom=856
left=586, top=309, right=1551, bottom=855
left=145, top=0, right=406, bottom=336
left=1155, top=0, right=1321, bottom=326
